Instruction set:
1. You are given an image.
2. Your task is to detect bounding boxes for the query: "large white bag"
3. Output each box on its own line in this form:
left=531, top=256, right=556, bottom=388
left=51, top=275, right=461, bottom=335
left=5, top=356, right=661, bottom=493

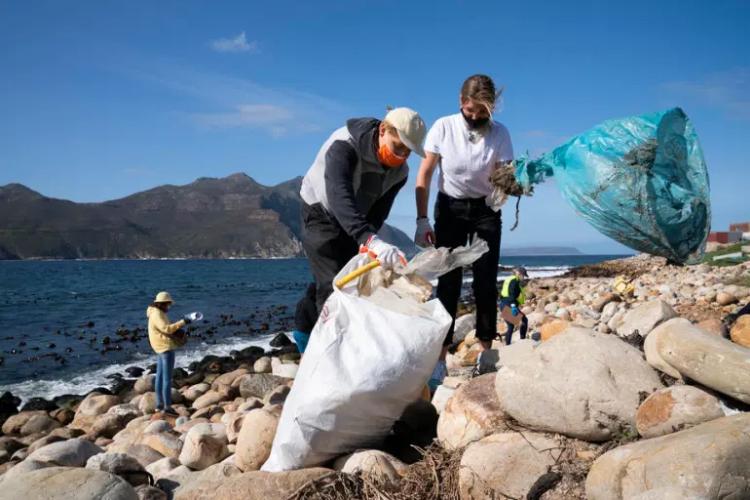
left=261, top=254, right=452, bottom=471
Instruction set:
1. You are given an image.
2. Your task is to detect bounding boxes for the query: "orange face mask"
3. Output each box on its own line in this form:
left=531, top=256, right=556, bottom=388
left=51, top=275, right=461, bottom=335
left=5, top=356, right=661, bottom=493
left=377, top=143, right=407, bottom=168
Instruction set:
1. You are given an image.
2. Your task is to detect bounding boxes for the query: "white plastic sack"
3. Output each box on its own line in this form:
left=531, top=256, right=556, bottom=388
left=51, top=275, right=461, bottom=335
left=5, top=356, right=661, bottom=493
left=261, top=254, right=452, bottom=472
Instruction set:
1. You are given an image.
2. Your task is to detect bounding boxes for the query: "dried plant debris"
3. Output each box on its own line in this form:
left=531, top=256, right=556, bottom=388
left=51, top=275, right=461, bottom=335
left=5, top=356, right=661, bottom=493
left=489, top=163, right=529, bottom=197
left=287, top=444, right=463, bottom=500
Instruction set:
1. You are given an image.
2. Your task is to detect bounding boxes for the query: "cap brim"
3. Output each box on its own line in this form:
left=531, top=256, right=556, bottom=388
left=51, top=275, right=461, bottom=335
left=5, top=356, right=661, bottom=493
left=397, top=131, right=425, bottom=158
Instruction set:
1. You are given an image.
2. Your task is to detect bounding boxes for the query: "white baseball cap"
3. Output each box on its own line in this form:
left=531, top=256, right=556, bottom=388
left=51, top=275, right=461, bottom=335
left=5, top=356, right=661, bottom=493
left=384, top=107, right=426, bottom=157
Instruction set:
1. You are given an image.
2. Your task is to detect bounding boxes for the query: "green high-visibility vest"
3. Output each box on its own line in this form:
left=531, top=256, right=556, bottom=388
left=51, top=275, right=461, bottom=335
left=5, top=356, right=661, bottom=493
left=501, top=275, right=526, bottom=305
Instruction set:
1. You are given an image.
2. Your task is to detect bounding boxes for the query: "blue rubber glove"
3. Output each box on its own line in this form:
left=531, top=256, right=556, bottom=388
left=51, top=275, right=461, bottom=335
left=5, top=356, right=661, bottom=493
left=511, top=305, right=519, bottom=316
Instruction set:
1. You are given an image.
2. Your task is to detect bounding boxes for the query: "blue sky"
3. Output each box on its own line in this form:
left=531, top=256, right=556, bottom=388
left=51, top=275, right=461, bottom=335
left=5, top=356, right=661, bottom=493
left=1, top=1, right=748, bottom=253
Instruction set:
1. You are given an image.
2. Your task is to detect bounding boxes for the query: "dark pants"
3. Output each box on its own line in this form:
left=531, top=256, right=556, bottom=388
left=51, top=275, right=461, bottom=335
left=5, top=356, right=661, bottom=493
left=504, top=317, right=529, bottom=345
left=500, top=299, right=528, bottom=344
left=155, top=350, right=175, bottom=410
left=435, top=192, right=501, bottom=345
left=294, top=202, right=359, bottom=334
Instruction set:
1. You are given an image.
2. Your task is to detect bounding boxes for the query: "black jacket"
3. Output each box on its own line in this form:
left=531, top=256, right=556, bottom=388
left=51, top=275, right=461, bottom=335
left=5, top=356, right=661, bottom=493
left=316, top=118, right=408, bottom=244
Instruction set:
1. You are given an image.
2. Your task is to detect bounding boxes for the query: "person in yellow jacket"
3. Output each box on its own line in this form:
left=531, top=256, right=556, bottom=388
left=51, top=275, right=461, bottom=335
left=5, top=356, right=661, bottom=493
left=500, top=267, right=529, bottom=345
left=147, top=291, right=202, bottom=415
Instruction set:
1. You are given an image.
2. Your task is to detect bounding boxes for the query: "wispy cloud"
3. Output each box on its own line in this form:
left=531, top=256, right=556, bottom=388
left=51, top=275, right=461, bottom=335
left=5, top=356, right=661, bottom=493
left=661, top=68, right=750, bottom=120
left=195, top=104, right=298, bottom=137
left=210, top=32, right=259, bottom=53
left=115, top=59, right=345, bottom=137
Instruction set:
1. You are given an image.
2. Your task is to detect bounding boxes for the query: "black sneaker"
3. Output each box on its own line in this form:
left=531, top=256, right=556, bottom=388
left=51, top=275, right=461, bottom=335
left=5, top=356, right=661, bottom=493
left=162, top=407, right=179, bottom=417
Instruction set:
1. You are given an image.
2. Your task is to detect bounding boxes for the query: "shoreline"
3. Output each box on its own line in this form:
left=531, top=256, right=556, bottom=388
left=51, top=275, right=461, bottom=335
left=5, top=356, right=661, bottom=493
left=0, top=253, right=689, bottom=408
left=0, top=252, right=633, bottom=263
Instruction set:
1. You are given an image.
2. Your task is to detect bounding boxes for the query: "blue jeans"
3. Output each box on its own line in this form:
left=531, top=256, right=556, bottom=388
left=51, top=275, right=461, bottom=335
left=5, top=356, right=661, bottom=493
left=155, top=350, right=175, bottom=410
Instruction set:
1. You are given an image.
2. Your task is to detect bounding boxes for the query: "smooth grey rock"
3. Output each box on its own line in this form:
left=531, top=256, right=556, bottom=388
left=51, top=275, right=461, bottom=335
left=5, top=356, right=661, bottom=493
left=0, top=466, right=138, bottom=499
left=495, top=328, right=663, bottom=441
left=586, top=413, right=750, bottom=499
left=26, top=438, right=103, bottom=467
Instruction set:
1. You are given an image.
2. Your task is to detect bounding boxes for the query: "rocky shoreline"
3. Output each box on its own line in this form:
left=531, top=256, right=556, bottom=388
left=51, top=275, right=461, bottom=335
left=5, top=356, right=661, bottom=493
left=0, top=254, right=749, bottom=499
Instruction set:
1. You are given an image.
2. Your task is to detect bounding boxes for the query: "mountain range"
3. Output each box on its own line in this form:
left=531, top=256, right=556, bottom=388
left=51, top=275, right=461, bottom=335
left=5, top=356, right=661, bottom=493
left=0, top=174, right=415, bottom=260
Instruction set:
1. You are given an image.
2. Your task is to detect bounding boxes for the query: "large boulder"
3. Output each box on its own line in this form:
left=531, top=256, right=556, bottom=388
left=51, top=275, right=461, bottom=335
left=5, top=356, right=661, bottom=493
left=171, top=461, right=241, bottom=495
left=178, top=423, right=230, bottom=471
left=172, top=467, right=330, bottom=500
left=90, top=409, right=138, bottom=439
left=459, top=432, right=560, bottom=500
left=495, top=328, right=663, bottom=441
left=1, top=466, right=138, bottom=499
left=0, top=459, right=54, bottom=484
left=137, top=393, right=158, bottom=415
left=234, top=409, right=279, bottom=471
left=140, top=431, right=183, bottom=459
left=26, top=438, right=103, bottom=467
left=107, top=443, right=165, bottom=468
left=19, top=414, right=61, bottom=436
left=645, top=318, right=750, bottom=403
left=71, top=393, right=121, bottom=432
left=238, top=374, right=287, bottom=399
left=191, top=391, right=225, bottom=410
left=86, top=452, right=149, bottom=486
left=26, top=434, right=67, bottom=454
left=134, top=375, right=155, bottom=395
left=586, top=413, right=750, bottom=499
left=183, top=384, right=210, bottom=402
left=437, top=374, right=509, bottom=450
left=2, top=411, right=47, bottom=435
left=616, top=300, right=676, bottom=337
left=636, top=385, right=725, bottom=438
left=211, top=369, right=249, bottom=391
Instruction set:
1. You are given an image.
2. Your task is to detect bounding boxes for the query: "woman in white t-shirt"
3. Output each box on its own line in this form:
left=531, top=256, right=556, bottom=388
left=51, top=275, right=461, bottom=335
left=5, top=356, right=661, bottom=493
left=415, top=74, right=513, bottom=384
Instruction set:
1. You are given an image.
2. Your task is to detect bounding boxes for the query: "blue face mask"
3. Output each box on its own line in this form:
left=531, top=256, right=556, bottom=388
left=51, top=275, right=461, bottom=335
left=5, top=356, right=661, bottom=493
left=461, top=109, right=489, bottom=130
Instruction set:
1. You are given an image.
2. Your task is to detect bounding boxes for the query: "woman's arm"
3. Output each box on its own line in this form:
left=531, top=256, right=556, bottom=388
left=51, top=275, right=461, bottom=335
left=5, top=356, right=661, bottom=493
left=415, top=152, right=440, bottom=218
left=152, top=313, right=186, bottom=336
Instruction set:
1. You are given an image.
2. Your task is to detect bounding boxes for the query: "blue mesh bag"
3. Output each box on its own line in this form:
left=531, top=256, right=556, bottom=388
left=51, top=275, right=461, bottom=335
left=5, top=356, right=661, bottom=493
left=515, top=108, right=710, bottom=263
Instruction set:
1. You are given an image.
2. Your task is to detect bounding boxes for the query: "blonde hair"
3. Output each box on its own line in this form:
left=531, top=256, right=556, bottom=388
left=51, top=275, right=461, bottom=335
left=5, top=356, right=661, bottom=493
left=461, top=74, right=502, bottom=116
left=380, top=120, right=397, bottom=134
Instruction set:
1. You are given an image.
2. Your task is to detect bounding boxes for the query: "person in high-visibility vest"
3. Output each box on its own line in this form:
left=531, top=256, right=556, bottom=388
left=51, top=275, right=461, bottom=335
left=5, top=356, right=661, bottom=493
left=500, top=267, right=529, bottom=345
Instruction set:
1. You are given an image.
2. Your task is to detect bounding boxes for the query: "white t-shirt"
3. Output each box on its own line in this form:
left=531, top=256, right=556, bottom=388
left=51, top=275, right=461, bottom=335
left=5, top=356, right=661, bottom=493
left=424, top=113, right=514, bottom=199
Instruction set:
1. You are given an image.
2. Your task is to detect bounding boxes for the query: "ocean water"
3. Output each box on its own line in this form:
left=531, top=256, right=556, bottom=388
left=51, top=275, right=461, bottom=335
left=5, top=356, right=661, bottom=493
left=0, top=254, right=625, bottom=402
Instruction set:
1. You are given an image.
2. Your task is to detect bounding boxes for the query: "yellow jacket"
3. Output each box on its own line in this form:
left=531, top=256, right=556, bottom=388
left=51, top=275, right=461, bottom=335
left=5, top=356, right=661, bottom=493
left=147, top=306, right=186, bottom=354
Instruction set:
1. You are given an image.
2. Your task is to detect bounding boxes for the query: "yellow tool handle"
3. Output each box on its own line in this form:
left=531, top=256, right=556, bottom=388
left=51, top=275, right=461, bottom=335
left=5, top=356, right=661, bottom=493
left=335, top=260, right=381, bottom=288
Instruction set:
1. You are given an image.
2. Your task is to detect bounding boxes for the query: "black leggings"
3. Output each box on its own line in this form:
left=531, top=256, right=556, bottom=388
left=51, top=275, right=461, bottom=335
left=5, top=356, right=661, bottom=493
left=434, top=192, right=501, bottom=345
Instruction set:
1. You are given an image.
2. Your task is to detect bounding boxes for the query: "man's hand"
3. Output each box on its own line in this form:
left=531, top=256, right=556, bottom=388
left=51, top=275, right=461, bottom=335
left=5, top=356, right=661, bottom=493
left=363, top=235, right=406, bottom=269
left=511, top=305, right=519, bottom=317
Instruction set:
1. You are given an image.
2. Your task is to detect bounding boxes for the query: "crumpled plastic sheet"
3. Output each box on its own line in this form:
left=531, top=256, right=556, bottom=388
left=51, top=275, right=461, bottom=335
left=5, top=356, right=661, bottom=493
left=515, top=107, right=710, bottom=264
left=354, top=238, right=490, bottom=310
left=402, top=237, right=490, bottom=282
